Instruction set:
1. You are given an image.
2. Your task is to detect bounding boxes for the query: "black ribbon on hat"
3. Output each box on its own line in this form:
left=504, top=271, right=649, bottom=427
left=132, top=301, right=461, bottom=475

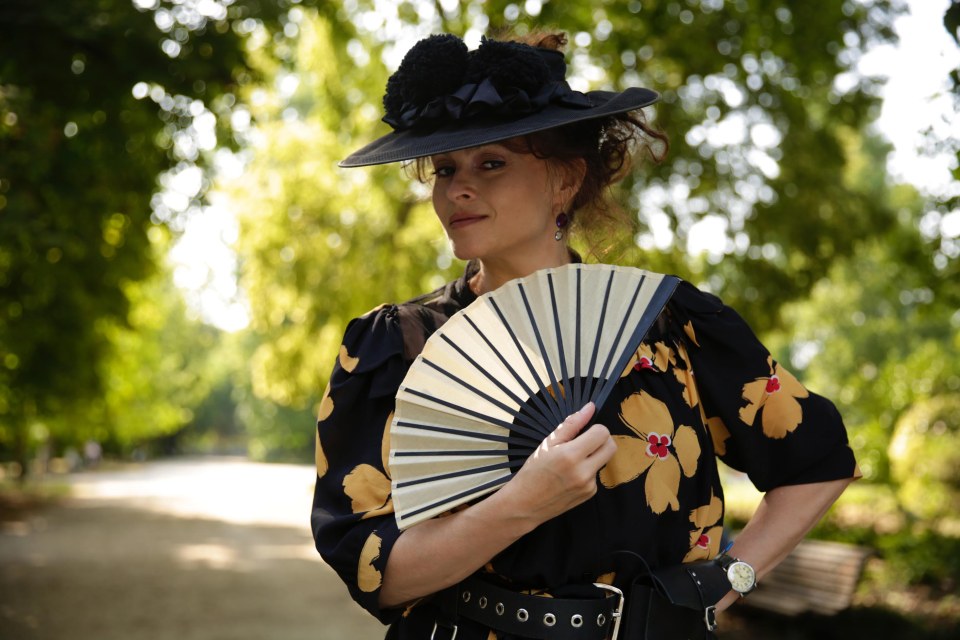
left=382, top=35, right=593, bottom=131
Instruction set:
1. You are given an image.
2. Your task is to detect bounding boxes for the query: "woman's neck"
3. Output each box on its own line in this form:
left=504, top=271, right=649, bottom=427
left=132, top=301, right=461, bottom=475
left=470, top=246, right=572, bottom=295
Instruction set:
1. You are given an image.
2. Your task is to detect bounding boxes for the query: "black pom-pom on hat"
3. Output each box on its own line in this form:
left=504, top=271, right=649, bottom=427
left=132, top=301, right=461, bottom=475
left=467, top=37, right=550, bottom=95
left=345, top=31, right=661, bottom=167
left=383, top=34, right=469, bottom=120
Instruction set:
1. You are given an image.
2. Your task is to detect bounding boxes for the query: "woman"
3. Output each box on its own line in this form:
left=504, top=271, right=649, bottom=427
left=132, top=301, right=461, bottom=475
left=313, top=32, right=859, bottom=640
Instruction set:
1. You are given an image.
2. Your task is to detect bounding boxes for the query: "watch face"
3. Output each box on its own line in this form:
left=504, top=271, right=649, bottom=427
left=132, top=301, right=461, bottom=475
left=726, top=561, right=756, bottom=593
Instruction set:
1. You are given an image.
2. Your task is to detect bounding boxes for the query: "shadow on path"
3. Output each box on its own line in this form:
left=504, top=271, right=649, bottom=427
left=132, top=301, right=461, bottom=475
left=0, top=471, right=384, bottom=640
left=3, top=459, right=954, bottom=640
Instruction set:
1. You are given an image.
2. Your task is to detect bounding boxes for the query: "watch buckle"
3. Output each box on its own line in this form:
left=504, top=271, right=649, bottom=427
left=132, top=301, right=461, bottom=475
left=704, top=604, right=718, bottom=631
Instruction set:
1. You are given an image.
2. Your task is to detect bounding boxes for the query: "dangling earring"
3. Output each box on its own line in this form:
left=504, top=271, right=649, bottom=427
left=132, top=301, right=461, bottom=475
left=554, top=212, right=569, bottom=241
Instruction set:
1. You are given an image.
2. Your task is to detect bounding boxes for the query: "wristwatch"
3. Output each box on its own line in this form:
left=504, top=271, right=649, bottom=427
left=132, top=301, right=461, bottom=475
left=715, top=554, right=757, bottom=596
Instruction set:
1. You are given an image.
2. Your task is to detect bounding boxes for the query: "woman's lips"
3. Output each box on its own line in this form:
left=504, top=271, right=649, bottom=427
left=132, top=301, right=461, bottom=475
left=448, top=214, right=486, bottom=229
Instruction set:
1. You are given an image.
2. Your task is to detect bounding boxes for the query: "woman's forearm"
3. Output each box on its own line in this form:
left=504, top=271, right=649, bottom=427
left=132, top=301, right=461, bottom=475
left=379, top=403, right=617, bottom=608
left=378, top=481, right=540, bottom=607
left=714, top=476, right=854, bottom=611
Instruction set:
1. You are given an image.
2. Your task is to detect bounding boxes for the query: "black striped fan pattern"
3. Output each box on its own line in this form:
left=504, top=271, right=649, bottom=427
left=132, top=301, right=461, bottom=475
left=389, top=264, right=680, bottom=530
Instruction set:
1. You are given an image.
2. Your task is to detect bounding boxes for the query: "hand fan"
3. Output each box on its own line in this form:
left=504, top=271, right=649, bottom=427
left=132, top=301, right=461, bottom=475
left=389, top=263, right=680, bottom=530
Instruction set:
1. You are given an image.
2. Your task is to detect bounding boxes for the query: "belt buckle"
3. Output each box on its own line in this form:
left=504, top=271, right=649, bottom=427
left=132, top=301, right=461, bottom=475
left=430, top=621, right=458, bottom=640
left=592, top=583, right=625, bottom=640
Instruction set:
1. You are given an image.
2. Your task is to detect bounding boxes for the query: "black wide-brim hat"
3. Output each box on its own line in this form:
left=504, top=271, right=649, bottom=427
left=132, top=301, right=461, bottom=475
left=340, top=34, right=660, bottom=168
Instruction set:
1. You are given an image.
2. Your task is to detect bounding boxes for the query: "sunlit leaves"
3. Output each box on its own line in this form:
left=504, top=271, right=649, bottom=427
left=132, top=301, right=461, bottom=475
left=776, top=231, right=960, bottom=483
left=0, top=0, right=305, bottom=463
left=224, top=11, right=456, bottom=410
left=467, top=0, right=903, bottom=330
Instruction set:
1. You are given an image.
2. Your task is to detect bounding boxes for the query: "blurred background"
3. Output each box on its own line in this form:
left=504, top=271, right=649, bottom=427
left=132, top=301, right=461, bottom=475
left=0, top=0, right=958, bottom=638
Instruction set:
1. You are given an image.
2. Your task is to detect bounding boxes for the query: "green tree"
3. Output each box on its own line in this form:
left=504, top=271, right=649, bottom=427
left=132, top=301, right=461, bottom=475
left=225, top=11, right=458, bottom=423
left=0, top=0, right=296, bottom=470
left=225, top=0, right=906, bottom=434
left=769, top=123, right=959, bottom=482
left=92, top=228, right=224, bottom=453
left=483, top=0, right=903, bottom=330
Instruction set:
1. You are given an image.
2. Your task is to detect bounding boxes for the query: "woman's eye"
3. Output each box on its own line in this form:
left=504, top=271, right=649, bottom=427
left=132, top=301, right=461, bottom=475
left=481, top=160, right=505, bottom=170
left=433, top=166, right=454, bottom=178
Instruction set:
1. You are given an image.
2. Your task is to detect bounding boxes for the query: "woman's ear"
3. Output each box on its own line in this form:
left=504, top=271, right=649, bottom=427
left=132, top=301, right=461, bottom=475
left=554, top=158, right=587, bottom=211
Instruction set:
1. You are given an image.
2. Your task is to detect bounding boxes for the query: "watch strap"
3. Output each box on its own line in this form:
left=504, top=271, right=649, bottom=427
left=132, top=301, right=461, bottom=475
left=649, top=560, right=733, bottom=611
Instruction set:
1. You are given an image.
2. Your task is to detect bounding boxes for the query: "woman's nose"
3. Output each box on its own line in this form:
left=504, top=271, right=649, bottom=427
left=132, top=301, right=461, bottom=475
left=446, top=172, right=475, bottom=200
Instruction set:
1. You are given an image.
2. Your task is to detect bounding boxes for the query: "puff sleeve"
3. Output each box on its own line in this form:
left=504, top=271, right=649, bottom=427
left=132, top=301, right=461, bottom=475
left=311, top=305, right=408, bottom=624
left=670, top=281, right=860, bottom=492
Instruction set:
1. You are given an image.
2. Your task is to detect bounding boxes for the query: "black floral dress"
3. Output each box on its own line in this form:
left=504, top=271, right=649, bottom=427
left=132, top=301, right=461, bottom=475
left=311, top=260, right=860, bottom=639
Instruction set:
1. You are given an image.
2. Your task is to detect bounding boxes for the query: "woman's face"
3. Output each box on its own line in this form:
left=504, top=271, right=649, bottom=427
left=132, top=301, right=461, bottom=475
left=430, top=143, right=573, bottom=264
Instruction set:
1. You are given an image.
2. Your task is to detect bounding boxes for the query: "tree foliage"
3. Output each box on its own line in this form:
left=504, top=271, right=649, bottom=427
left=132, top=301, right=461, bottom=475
left=227, top=0, right=907, bottom=417
left=2, top=0, right=958, bottom=500
left=0, top=0, right=294, bottom=466
left=225, top=10, right=459, bottom=415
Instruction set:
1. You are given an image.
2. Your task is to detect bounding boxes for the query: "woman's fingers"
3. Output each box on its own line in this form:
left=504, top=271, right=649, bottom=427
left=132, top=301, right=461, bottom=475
left=548, top=402, right=596, bottom=444
left=547, top=404, right=615, bottom=463
left=503, top=403, right=620, bottom=525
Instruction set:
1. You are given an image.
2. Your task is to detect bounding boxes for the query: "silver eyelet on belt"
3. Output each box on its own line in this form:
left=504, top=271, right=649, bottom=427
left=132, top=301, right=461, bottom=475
left=516, top=608, right=529, bottom=622
left=597, top=613, right=607, bottom=627
left=571, top=614, right=584, bottom=628
left=543, top=613, right=557, bottom=627
left=461, top=591, right=471, bottom=603
left=478, top=596, right=488, bottom=609
left=495, top=603, right=505, bottom=616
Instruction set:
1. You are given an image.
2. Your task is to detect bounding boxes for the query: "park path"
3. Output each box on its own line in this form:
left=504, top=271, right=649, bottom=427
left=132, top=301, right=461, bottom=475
left=0, top=458, right=385, bottom=640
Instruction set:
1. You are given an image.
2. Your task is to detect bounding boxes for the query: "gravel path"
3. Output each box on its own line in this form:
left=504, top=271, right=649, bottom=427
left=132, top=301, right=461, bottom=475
left=4, top=458, right=909, bottom=640
left=0, top=458, right=384, bottom=640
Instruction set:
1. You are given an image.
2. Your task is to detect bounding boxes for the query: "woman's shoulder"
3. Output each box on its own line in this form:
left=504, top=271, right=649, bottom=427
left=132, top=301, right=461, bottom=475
left=342, top=279, right=468, bottom=367
left=669, top=278, right=725, bottom=316
left=660, top=277, right=762, bottom=353
left=337, top=303, right=405, bottom=376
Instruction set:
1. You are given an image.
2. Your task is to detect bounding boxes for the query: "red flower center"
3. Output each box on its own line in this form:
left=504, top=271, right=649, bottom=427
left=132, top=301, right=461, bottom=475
left=697, top=534, right=710, bottom=549
left=633, top=356, right=655, bottom=371
left=765, top=375, right=781, bottom=394
left=646, top=433, right=672, bottom=458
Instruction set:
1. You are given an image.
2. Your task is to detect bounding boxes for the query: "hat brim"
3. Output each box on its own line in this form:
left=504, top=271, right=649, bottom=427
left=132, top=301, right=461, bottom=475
left=339, top=87, right=660, bottom=168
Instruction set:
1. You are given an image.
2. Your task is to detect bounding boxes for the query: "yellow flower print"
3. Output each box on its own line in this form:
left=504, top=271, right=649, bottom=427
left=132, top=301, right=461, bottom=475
left=595, top=572, right=616, bottom=586
left=683, top=321, right=699, bottom=347
left=739, top=356, right=809, bottom=439
left=600, top=391, right=701, bottom=514
left=316, top=382, right=333, bottom=478
left=620, top=342, right=676, bottom=377
left=339, top=344, right=359, bottom=372
left=343, top=464, right=392, bottom=517
left=546, top=382, right=566, bottom=402
left=317, top=382, right=334, bottom=422
left=357, top=533, right=383, bottom=593
left=682, top=493, right=724, bottom=562
left=315, top=430, right=328, bottom=478
left=672, top=343, right=700, bottom=409
left=343, top=412, right=395, bottom=520
left=705, top=416, right=730, bottom=456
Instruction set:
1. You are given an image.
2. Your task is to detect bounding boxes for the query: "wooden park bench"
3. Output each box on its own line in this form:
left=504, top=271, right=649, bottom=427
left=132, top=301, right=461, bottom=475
left=742, top=539, right=873, bottom=616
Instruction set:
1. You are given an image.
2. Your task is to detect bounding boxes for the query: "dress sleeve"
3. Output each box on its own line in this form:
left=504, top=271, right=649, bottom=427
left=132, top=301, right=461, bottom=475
left=311, top=305, right=408, bottom=624
left=670, top=281, right=860, bottom=492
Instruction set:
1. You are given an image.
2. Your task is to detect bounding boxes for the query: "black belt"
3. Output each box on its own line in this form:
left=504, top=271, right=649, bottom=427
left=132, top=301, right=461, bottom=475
left=435, top=575, right=624, bottom=640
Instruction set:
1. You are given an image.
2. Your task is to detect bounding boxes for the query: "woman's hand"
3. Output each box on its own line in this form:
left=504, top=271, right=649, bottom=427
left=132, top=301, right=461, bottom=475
left=379, top=403, right=617, bottom=608
left=498, top=402, right=618, bottom=529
